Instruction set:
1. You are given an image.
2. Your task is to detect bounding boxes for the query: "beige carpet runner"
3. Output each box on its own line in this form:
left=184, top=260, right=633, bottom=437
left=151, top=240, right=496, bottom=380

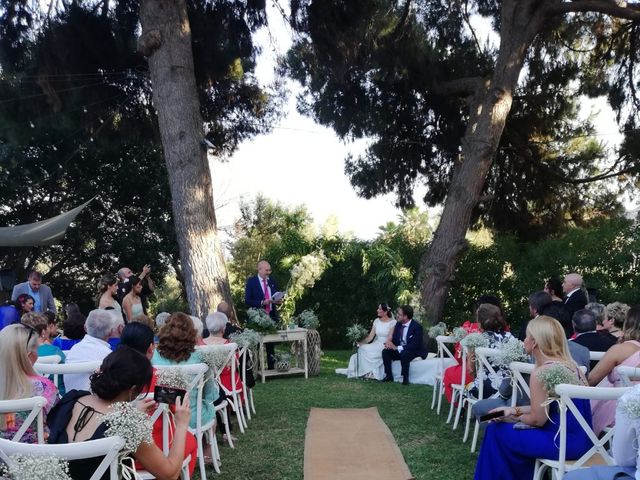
left=304, top=407, right=414, bottom=480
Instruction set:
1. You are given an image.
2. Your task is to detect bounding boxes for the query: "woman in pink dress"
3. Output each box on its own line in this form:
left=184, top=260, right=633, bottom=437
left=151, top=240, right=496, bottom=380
left=0, top=323, right=58, bottom=443
left=589, top=305, right=640, bottom=435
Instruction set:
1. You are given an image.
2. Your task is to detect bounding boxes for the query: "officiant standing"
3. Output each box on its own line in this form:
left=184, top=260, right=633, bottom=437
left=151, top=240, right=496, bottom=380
left=245, top=260, right=283, bottom=369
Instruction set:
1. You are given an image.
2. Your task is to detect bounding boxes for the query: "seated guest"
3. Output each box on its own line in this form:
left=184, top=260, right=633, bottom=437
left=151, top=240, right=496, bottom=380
left=217, top=301, right=242, bottom=338
left=64, top=309, right=118, bottom=392
left=130, top=313, right=155, bottom=330
left=189, top=315, right=206, bottom=346
left=119, top=322, right=198, bottom=476
left=152, top=313, right=218, bottom=429
left=589, top=305, right=640, bottom=435
left=571, top=309, right=617, bottom=370
left=588, top=302, right=606, bottom=329
left=382, top=305, right=427, bottom=385
left=47, top=347, right=193, bottom=480
left=605, top=301, right=630, bottom=339
left=106, top=310, right=125, bottom=350
left=474, top=316, right=591, bottom=480
left=0, top=301, right=21, bottom=331
left=155, top=311, right=170, bottom=330
left=15, top=293, right=35, bottom=316
left=21, top=312, right=66, bottom=362
left=543, top=277, right=572, bottom=338
left=52, top=303, right=86, bottom=351
left=203, top=312, right=244, bottom=396
left=565, top=384, right=640, bottom=480
left=0, top=324, right=58, bottom=442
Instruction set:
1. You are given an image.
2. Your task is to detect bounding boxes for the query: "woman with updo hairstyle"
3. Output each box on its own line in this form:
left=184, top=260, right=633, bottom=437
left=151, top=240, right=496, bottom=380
left=604, top=301, right=630, bottom=338
left=96, top=274, right=122, bottom=316
left=47, top=347, right=192, bottom=480
left=15, top=293, right=35, bottom=316
left=152, top=313, right=218, bottom=429
left=0, top=324, right=58, bottom=443
left=344, top=302, right=397, bottom=380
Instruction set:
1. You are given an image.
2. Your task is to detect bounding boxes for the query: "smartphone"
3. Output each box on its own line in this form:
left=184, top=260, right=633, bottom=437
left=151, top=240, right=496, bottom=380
left=479, top=411, right=505, bottom=422
left=154, top=385, right=186, bottom=405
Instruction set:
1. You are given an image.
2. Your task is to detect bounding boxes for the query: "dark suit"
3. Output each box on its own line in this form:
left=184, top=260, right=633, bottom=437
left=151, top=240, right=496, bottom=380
left=564, top=289, right=588, bottom=321
left=572, top=331, right=618, bottom=370
left=245, top=275, right=280, bottom=368
left=382, top=320, right=427, bottom=383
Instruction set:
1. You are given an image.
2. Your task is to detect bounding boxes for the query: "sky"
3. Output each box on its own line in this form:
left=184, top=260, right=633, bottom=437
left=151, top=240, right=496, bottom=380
left=210, top=3, right=632, bottom=244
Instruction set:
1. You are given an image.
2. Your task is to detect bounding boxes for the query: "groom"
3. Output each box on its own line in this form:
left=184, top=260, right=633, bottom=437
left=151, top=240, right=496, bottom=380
left=382, top=305, right=427, bottom=385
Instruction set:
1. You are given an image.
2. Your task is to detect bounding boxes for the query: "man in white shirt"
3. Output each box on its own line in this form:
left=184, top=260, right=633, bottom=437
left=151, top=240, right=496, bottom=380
left=563, top=273, right=588, bottom=319
left=64, top=309, right=118, bottom=392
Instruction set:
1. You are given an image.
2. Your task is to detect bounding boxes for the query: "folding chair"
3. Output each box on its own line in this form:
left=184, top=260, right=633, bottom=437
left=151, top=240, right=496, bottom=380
left=463, top=347, right=501, bottom=452
left=0, top=436, right=124, bottom=480
left=533, top=384, right=632, bottom=480
left=589, top=351, right=606, bottom=363
left=154, top=363, right=215, bottom=478
left=0, top=396, right=47, bottom=444
left=614, top=365, right=640, bottom=387
left=449, top=345, right=469, bottom=429
left=509, top=361, right=535, bottom=407
left=36, top=354, right=62, bottom=364
left=34, top=361, right=102, bottom=392
left=431, top=335, right=456, bottom=415
left=239, top=346, right=255, bottom=421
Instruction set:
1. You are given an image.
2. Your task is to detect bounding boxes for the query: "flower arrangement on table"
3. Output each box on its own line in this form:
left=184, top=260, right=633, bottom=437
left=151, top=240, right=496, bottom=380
left=228, top=328, right=262, bottom=349
left=1, top=454, right=72, bottom=480
left=428, top=321, right=447, bottom=339
left=296, top=309, right=319, bottom=330
left=346, top=323, right=369, bottom=346
left=246, top=307, right=277, bottom=334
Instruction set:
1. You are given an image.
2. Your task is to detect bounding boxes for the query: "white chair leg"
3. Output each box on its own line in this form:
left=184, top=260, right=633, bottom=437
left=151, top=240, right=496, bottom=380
left=471, top=419, right=480, bottom=453
left=431, top=378, right=439, bottom=410
left=462, top=401, right=472, bottom=442
left=437, top=382, right=444, bottom=415
left=249, top=389, right=256, bottom=415
left=453, top=392, right=464, bottom=430
left=230, top=397, right=245, bottom=434
left=236, top=394, right=248, bottom=430
left=207, top=429, right=220, bottom=474
left=446, top=388, right=457, bottom=424
left=196, top=434, right=207, bottom=480
left=243, top=390, right=252, bottom=421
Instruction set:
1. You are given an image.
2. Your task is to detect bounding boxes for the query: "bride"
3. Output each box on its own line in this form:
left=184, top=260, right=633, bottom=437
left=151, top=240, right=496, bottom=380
left=347, top=304, right=396, bottom=380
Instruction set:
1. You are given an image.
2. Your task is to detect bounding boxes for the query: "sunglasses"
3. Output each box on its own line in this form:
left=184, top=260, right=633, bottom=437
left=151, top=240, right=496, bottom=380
left=23, top=324, right=38, bottom=349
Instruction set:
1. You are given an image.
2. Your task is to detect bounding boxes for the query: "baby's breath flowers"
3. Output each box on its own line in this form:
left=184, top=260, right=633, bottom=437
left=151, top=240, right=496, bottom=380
left=460, top=332, right=490, bottom=349
left=428, top=322, right=447, bottom=339
left=297, top=309, right=320, bottom=330
left=451, top=326, right=469, bottom=342
left=247, top=308, right=277, bottom=334
left=229, top=328, right=261, bottom=349
left=1, top=454, right=71, bottom=480
left=346, top=324, right=369, bottom=346
left=156, top=368, right=191, bottom=391
left=618, top=385, right=640, bottom=420
left=492, top=337, right=529, bottom=367
left=536, top=363, right=580, bottom=398
left=103, top=401, right=153, bottom=453
left=200, top=345, right=234, bottom=371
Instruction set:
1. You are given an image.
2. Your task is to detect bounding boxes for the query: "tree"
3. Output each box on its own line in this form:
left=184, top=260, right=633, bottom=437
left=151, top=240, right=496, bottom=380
left=286, top=0, right=640, bottom=323
left=0, top=1, right=282, bottom=313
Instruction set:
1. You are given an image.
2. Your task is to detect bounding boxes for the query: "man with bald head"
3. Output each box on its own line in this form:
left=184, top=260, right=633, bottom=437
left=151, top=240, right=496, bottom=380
left=563, top=273, right=588, bottom=322
left=245, top=260, right=283, bottom=368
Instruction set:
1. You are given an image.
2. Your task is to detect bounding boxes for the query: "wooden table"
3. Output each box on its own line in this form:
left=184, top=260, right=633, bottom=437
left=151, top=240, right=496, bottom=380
left=259, top=328, right=308, bottom=383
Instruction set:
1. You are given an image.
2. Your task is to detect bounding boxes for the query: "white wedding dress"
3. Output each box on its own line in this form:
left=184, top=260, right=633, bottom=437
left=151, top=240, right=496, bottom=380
left=345, top=318, right=397, bottom=380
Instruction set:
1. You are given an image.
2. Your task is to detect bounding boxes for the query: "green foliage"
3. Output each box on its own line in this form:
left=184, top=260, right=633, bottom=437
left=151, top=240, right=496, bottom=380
left=148, top=274, right=190, bottom=317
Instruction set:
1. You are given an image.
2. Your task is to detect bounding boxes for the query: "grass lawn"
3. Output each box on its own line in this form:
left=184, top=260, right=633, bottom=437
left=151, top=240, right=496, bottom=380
left=201, top=350, right=477, bottom=480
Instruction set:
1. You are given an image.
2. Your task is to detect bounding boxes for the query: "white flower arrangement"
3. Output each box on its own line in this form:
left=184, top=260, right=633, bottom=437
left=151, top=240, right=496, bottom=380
left=281, top=251, right=329, bottom=322
left=199, top=346, right=233, bottom=371
left=228, top=328, right=262, bottom=348
left=297, top=309, right=319, bottom=330
left=103, top=401, right=153, bottom=453
left=536, top=363, right=580, bottom=398
left=247, top=307, right=277, bottom=334
left=1, top=454, right=71, bottom=480
left=156, top=368, right=191, bottom=391
left=460, top=332, right=490, bottom=349
left=492, top=337, right=528, bottom=368
left=346, top=324, right=369, bottom=346
left=428, top=322, right=447, bottom=339
left=451, top=326, right=469, bottom=342
left=618, top=385, right=640, bottom=420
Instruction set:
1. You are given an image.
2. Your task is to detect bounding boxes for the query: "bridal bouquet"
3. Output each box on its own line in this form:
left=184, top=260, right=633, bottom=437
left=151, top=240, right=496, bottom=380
left=536, top=363, right=580, bottom=398
left=346, top=324, right=369, bottom=346
left=104, top=401, right=153, bottom=453
left=247, top=308, right=277, bottom=334
left=229, top=328, right=262, bottom=349
left=1, top=454, right=71, bottom=480
left=428, top=322, right=447, bottom=339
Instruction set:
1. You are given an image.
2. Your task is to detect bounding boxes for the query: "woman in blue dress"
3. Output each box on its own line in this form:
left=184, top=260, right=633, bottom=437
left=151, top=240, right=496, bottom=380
left=474, top=315, right=592, bottom=480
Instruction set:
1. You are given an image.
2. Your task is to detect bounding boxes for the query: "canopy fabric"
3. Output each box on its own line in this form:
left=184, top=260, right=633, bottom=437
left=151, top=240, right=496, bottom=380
left=0, top=199, right=94, bottom=247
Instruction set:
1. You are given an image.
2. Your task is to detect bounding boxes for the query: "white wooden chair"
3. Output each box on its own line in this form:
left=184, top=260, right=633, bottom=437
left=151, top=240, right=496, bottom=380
left=509, top=361, right=535, bottom=407
left=431, top=335, right=456, bottom=415
left=0, top=436, right=125, bottom=480
left=36, top=354, right=63, bottom=364
left=136, top=400, right=192, bottom=480
left=533, top=384, right=632, bottom=480
left=154, top=363, right=215, bottom=478
left=463, top=347, right=501, bottom=452
left=239, top=346, right=256, bottom=421
left=589, top=351, right=606, bottom=363
left=449, top=345, right=469, bottom=429
left=200, top=343, right=247, bottom=434
left=0, top=396, right=47, bottom=444
left=34, top=360, right=102, bottom=392
left=614, top=365, right=640, bottom=387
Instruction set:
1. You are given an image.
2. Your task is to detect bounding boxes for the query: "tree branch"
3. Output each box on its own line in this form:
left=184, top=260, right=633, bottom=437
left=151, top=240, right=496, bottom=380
left=432, top=76, right=484, bottom=96
left=547, top=1, right=640, bottom=21
left=551, top=162, right=639, bottom=184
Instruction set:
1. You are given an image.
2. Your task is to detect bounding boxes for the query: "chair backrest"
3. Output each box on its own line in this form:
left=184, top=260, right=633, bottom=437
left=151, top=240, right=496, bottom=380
left=473, top=347, right=502, bottom=399
left=554, top=383, right=632, bottom=478
left=0, top=436, right=125, bottom=480
left=197, top=343, right=240, bottom=392
left=435, top=335, right=457, bottom=375
left=154, top=363, right=208, bottom=431
left=509, top=361, right=535, bottom=407
left=36, top=354, right=62, bottom=364
left=34, top=361, right=102, bottom=391
left=0, top=396, right=47, bottom=443
left=614, top=365, right=640, bottom=387
left=589, top=351, right=606, bottom=362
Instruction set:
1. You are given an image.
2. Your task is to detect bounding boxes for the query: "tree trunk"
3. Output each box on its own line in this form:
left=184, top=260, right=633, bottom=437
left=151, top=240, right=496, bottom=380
left=138, top=0, right=232, bottom=318
left=419, top=1, right=549, bottom=324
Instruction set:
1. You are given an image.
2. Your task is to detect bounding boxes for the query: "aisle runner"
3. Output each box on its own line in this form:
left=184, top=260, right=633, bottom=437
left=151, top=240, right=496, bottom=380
left=304, top=407, right=414, bottom=480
